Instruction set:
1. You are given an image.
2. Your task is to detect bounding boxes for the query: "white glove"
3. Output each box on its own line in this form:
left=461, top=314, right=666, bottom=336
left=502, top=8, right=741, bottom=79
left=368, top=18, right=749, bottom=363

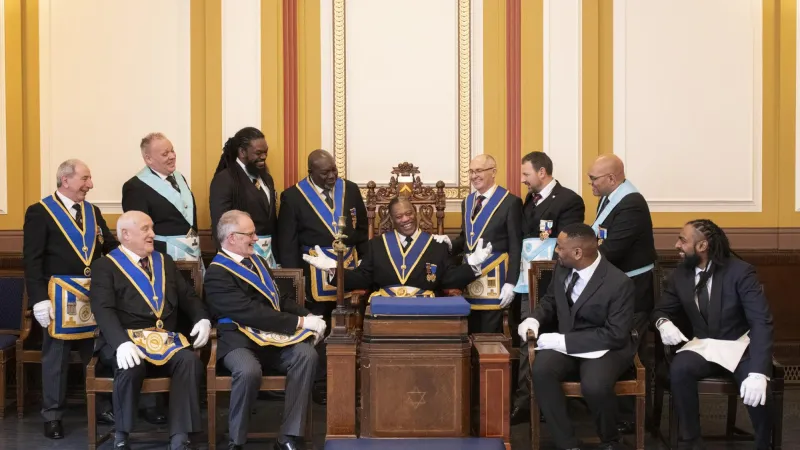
left=190, top=319, right=211, bottom=348
left=740, top=373, right=768, bottom=407
left=499, top=283, right=516, bottom=308
left=466, top=239, right=493, bottom=266
left=432, top=234, right=452, bottom=251
left=33, top=300, right=54, bottom=328
left=536, top=333, right=567, bottom=353
left=657, top=320, right=689, bottom=346
left=302, top=315, right=327, bottom=335
left=116, top=341, right=146, bottom=370
left=302, top=245, right=337, bottom=271
left=517, top=317, right=540, bottom=341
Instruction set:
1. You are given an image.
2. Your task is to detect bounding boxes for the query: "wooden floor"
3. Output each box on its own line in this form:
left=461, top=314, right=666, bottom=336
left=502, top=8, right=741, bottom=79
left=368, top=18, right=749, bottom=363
left=2, top=391, right=799, bottom=449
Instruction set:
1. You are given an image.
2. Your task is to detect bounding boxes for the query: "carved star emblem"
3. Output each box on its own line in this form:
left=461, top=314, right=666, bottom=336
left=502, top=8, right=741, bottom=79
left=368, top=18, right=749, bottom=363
left=406, top=388, right=427, bottom=409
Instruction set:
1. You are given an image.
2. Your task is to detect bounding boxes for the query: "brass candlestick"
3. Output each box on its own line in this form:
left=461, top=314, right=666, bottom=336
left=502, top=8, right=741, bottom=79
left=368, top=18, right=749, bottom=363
left=332, top=215, right=348, bottom=311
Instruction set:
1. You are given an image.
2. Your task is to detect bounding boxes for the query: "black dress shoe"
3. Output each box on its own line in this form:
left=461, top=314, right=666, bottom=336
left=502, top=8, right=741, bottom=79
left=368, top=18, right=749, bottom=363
left=312, top=386, right=327, bottom=405
left=97, top=410, right=115, bottom=425
left=114, top=441, right=131, bottom=450
left=167, top=441, right=194, bottom=450
left=43, top=420, right=64, bottom=439
left=228, top=442, right=244, bottom=450
left=510, top=406, right=530, bottom=425
left=274, top=439, right=299, bottom=450
left=141, top=407, right=168, bottom=425
left=616, top=420, right=635, bottom=435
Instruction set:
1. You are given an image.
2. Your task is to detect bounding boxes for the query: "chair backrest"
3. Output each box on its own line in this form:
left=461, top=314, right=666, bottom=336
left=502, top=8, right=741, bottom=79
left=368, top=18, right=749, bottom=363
left=654, top=259, right=678, bottom=306
left=176, top=259, right=204, bottom=297
left=272, top=268, right=305, bottom=307
left=528, top=261, right=556, bottom=311
left=365, top=162, right=446, bottom=239
left=0, top=269, right=26, bottom=332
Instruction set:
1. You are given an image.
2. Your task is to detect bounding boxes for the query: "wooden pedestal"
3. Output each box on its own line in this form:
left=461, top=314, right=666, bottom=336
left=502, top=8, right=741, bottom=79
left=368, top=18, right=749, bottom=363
left=472, top=334, right=511, bottom=450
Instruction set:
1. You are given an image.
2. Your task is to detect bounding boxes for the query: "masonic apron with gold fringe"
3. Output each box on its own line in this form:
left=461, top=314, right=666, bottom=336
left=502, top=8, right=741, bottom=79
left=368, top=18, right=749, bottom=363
left=297, top=177, right=358, bottom=302
left=107, top=249, right=190, bottom=365
left=463, top=187, right=510, bottom=310
left=40, top=195, right=100, bottom=339
left=210, top=253, right=314, bottom=347
left=368, top=231, right=436, bottom=302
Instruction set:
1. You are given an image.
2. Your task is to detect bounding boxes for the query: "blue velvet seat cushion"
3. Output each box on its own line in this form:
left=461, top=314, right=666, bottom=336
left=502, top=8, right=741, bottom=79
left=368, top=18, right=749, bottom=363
left=370, top=296, right=471, bottom=316
left=324, top=438, right=505, bottom=450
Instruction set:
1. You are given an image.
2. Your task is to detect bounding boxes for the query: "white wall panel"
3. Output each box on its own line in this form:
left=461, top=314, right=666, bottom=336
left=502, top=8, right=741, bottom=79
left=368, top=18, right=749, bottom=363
left=39, top=0, right=191, bottom=213
left=613, top=0, right=762, bottom=212
left=222, top=0, right=261, bottom=142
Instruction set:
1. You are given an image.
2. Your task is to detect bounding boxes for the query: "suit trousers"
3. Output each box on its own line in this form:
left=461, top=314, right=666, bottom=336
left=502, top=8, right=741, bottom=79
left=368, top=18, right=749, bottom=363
left=468, top=310, right=503, bottom=335
left=223, top=343, right=317, bottom=444
left=111, top=348, right=203, bottom=435
left=670, top=350, right=773, bottom=449
left=308, top=300, right=335, bottom=384
left=532, top=349, right=632, bottom=449
left=618, top=271, right=654, bottom=422
left=514, top=293, right=532, bottom=409
left=40, top=333, right=111, bottom=421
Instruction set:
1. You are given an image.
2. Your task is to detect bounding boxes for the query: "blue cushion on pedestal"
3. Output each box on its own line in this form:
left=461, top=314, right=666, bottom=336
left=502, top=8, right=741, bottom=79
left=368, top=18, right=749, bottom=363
left=370, top=296, right=471, bottom=316
left=324, top=438, right=505, bottom=450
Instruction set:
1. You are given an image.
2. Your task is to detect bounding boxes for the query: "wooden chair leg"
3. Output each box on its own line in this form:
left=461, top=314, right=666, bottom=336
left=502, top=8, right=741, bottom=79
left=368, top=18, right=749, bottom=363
left=772, top=390, right=783, bottom=450
left=530, top=393, right=541, bottom=450
left=725, top=394, right=738, bottom=438
left=87, top=391, right=97, bottom=450
left=651, top=384, right=664, bottom=438
left=636, top=394, right=645, bottom=450
left=0, top=358, right=6, bottom=418
left=16, top=357, right=23, bottom=418
left=207, top=390, right=217, bottom=450
left=668, top=392, right=679, bottom=450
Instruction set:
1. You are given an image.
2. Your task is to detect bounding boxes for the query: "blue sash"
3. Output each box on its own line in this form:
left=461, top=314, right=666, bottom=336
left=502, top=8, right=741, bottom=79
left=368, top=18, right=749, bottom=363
left=514, top=238, right=558, bottom=293
left=302, top=246, right=357, bottom=302
left=463, top=252, right=509, bottom=310
left=154, top=235, right=200, bottom=261
left=382, top=231, right=433, bottom=285
left=107, top=249, right=166, bottom=323
left=48, top=276, right=96, bottom=340
left=465, top=186, right=509, bottom=250
left=136, top=167, right=194, bottom=226
left=367, top=285, right=436, bottom=302
left=40, top=195, right=98, bottom=273
left=217, top=318, right=314, bottom=347
left=591, top=181, right=654, bottom=277
left=296, top=177, right=345, bottom=237
left=210, top=253, right=280, bottom=310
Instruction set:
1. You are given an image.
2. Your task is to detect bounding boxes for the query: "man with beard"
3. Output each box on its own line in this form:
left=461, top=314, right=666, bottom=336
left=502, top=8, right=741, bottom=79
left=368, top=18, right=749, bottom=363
left=587, top=154, right=656, bottom=434
left=511, top=151, right=585, bottom=424
left=277, top=149, right=368, bottom=404
left=652, top=220, right=774, bottom=450
left=210, top=127, right=280, bottom=267
left=23, top=158, right=116, bottom=438
left=303, top=197, right=492, bottom=299
left=518, top=223, right=635, bottom=450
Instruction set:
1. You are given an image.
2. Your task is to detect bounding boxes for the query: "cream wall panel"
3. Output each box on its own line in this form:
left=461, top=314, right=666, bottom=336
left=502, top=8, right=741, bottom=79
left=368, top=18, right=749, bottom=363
left=0, top=0, right=7, bottom=215
left=39, top=0, right=191, bottom=214
left=543, top=0, right=581, bottom=195
left=222, top=0, right=261, bottom=142
left=613, top=0, right=762, bottom=212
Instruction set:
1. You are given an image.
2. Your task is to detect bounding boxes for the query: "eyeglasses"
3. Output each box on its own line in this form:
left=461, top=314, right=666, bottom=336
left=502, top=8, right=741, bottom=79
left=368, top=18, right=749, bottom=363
left=588, top=173, right=612, bottom=182
left=232, top=231, right=257, bottom=238
left=469, top=166, right=496, bottom=176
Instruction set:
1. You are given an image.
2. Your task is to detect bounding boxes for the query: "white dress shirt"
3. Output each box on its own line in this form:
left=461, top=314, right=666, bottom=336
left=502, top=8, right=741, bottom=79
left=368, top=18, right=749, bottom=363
left=535, top=179, right=558, bottom=206
left=474, top=184, right=498, bottom=203
left=309, top=178, right=334, bottom=203
left=119, top=245, right=148, bottom=263
left=237, top=158, right=271, bottom=203
left=222, top=248, right=247, bottom=263
left=565, top=253, right=602, bottom=304
left=56, top=191, right=79, bottom=220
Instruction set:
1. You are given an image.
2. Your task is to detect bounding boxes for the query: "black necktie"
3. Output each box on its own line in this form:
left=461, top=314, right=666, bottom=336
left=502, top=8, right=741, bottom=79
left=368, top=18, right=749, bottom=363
left=322, top=188, right=334, bottom=209
left=139, top=257, right=152, bottom=280
left=697, top=268, right=713, bottom=322
left=166, top=174, right=180, bottom=193
left=597, top=196, right=610, bottom=215
left=531, top=193, right=542, bottom=206
left=471, top=195, right=486, bottom=220
left=403, top=236, right=413, bottom=251
left=72, top=204, right=83, bottom=228
left=241, top=258, right=255, bottom=273
left=565, top=272, right=580, bottom=305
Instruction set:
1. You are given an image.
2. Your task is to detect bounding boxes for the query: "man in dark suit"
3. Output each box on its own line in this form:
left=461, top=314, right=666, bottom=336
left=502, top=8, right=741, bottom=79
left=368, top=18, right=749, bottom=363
left=518, top=223, right=635, bottom=450
left=89, top=211, right=210, bottom=450
left=588, top=154, right=656, bottom=433
left=511, top=151, right=586, bottom=423
left=210, top=126, right=280, bottom=266
left=652, top=220, right=774, bottom=450
left=303, top=197, right=492, bottom=296
left=440, top=154, right=522, bottom=334
left=277, top=149, right=368, bottom=404
left=23, top=159, right=116, bottom=438
left=205, top=210, right=324, bottom=450
left=122, top=132, right=198, bottom=259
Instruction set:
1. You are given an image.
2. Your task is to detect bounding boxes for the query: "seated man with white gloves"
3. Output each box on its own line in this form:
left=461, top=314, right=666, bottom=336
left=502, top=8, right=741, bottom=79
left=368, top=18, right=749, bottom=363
left=90, top=211, right=210, bottom=450
left=304, top=196, right=491, bottom=297
left=204, top=210, right=324, bottom=450
left=652, top=219, right=774, bottom=450
left=517, top=223, right=635, bottom=450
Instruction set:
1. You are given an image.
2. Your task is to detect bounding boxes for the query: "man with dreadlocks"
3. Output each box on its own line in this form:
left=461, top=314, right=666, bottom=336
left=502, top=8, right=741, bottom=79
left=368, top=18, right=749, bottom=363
left=210, top=127, right=280, bottom=267
left=653, top=219, right=774, bottom=450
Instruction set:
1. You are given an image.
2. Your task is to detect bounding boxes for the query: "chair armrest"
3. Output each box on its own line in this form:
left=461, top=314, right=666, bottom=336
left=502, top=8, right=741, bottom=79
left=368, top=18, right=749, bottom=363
left=349, top=290, right=368, bottom=307
left=633, top=352, right=645, bottom=378
left=443, top=289, right=462, bottom=297
left=19, top=310, right=33, bottom=341
left=526, top=330, right=537, bottom=367
left=86, top=355, right=99, bottom=378
left=207, top=329, right=218, bottom=370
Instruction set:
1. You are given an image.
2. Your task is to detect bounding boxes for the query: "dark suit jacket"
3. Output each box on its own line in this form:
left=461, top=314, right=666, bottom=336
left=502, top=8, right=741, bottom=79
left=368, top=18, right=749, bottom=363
left=452, top=191, right=523, bottom=285
left=530, top=257, right=636, bottom=356
left=522, top=181, right=585, bottom=238
left=209, top=165, right=279, bottom=254
left=652, top=257, right=774, bottom=376
left=89, top=252, right=209, bottom=351
left=23, top=196, right=118, bottom=304
left=339, top=232, right=478, bottom=293
left=595, top=191, right=656, bottom=275
left=277, top=178, right=369, bottom=269
left=121, top=174, right=198, bottom=255
left=203, top=256, right=311, bottom=360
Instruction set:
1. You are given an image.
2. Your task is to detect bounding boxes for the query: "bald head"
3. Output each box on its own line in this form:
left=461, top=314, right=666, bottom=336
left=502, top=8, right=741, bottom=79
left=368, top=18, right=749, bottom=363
left=588, top=154, right=626, bottom=197
left=308, top=149, right=338, bottom=190
left=469, top=154, right=498, bottom=194
left=117, top=211, right=155, bottom=258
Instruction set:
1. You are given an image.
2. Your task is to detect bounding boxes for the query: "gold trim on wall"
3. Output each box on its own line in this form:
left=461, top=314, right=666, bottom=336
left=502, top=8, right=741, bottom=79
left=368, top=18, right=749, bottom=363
left=331, top=0, right=473, bottom=199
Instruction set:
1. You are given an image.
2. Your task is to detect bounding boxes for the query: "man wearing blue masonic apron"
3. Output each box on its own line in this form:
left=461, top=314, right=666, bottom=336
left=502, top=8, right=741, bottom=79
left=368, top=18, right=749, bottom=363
left=23, top=159, right=117, bottom=439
